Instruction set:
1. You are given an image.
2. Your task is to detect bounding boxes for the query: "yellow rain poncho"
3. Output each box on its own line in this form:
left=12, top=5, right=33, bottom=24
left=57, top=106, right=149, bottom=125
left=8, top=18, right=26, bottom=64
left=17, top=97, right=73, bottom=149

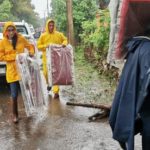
left=0, top=21, right=34, bottom=83
left=37, top=19, right=68, bottom=94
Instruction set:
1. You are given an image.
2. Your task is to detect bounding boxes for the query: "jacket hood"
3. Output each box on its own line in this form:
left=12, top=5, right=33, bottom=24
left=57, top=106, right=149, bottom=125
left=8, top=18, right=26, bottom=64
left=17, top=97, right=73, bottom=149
left=45, top=19, right=56, bottom=33
left=126, top=37, right=150, bottom=53
left=3, top=21, right=17, bottom=37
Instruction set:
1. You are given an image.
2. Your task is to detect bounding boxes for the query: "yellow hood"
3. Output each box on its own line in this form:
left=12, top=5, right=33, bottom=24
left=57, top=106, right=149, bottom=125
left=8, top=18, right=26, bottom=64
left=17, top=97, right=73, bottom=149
left=3, top=21, right=17, bottom=37
left=45, top=19, right=56, bottom=33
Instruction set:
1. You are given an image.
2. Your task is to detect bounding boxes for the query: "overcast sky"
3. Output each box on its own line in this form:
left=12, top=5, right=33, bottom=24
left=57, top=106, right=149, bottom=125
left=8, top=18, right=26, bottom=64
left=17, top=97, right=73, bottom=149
left=31, top=0, right=51, bottom=18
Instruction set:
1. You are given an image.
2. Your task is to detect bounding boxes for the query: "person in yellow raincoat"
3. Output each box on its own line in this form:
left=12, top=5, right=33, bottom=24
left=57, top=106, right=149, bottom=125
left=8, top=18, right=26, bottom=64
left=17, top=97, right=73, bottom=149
left=0, top=21, right=34, bottom=123
left=37, top=19, right=68, bottom=99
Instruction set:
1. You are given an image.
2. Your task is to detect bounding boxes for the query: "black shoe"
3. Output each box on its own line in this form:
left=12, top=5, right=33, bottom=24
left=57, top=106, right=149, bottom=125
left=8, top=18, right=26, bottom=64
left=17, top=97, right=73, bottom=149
left=47, top=86, right=52, bottom=91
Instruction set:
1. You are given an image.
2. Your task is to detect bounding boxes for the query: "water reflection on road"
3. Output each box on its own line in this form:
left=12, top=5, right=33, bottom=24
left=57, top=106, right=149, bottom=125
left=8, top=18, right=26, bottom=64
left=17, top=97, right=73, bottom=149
left=0, top=82, right=142, bottom=150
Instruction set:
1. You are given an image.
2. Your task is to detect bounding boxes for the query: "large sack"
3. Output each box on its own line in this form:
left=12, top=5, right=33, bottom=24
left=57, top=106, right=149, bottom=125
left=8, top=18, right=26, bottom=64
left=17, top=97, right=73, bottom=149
left=16, top=53, right=48, bottom=116
left=46, top=44, right=74, bottom=87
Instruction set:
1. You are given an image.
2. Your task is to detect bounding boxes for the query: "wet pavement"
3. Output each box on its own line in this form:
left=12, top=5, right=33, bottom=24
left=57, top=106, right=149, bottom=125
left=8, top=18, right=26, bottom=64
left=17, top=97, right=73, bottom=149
left=0, top=81, right=142, bottom=150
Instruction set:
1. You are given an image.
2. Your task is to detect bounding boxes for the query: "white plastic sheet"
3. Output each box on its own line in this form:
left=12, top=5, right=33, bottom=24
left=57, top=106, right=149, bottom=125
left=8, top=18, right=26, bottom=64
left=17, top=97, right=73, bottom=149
left=107, top=0, right=123, bottom=67
left=16, top=53, right=48, bottom=116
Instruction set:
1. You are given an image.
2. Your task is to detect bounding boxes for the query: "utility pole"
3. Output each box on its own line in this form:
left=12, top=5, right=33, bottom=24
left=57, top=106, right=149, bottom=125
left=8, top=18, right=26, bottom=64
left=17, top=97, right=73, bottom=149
left=47, top=0, right=49, bottom=17
left=66, top=0, right=74, bottom=46
left=44, top=11, right=46, bottom=25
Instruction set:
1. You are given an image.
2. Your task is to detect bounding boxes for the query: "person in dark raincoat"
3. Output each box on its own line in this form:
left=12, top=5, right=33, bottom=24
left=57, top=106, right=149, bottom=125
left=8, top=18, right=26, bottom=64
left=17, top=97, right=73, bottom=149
left=109, top=33, right=150, bottom=149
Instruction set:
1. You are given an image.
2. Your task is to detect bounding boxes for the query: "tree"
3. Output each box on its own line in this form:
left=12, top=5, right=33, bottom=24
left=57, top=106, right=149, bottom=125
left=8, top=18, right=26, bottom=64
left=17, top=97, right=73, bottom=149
left=73, top=0, right=97, bottom=43
left=50, top=0, right=97, bottom=43
left=0, top=0, right=12, bottom=21
left=66, top=0, right=74, bottom=45
left=10, top=0, right=40, bottom=27
left=50, top=0, right=67, bottom=33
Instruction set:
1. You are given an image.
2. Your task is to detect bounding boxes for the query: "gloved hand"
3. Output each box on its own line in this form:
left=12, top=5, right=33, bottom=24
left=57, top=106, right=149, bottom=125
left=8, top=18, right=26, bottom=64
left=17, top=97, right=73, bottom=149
left=62, top=44, right=66, bottom=48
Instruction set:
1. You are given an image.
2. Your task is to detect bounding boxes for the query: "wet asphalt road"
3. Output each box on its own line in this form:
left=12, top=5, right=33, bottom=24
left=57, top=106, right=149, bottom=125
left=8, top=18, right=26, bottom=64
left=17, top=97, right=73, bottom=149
left=0, top=81, right=142, bottom=150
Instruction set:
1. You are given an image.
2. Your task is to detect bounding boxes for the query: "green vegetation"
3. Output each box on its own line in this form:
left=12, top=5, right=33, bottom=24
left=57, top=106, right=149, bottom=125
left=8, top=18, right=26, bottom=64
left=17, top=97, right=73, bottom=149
left=50, top=0, right=97, bottom=42
left=0, top=0, right=12, bottom=21
left=49, top=0, right=119, bottom=87
left=50, top=0, right=117, bottom=83
left=50, top=0, right=67, bottom=33
left=0, top=0, right=40, bottom=27
left=73, top=46, right=116, bottom=104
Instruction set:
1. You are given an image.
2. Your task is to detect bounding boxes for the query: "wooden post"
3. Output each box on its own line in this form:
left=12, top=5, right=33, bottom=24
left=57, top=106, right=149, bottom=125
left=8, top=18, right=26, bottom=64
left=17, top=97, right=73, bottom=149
left=66, top=102, right=111, bottom=120
left=66, top=0, right=74, bottom=46
left=66, top=102, right=111, bottom=110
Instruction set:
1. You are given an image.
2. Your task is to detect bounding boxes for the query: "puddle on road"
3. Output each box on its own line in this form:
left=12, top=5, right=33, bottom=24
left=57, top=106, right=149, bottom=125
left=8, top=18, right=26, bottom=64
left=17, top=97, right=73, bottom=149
left=0, top=82, right=142, bottom=150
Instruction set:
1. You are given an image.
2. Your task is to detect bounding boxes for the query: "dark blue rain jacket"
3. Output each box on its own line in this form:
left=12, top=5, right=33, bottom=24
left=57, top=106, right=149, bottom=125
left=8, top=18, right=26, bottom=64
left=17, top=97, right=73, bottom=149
left=109, top=37, right=150, bottom=150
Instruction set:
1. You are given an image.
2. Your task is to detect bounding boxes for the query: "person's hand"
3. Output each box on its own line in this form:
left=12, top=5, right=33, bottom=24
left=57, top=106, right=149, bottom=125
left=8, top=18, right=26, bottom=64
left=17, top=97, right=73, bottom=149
left=29, top=54, right=34, bottom=57
left=44, top=44, right=49, bottom=49
left=62, top=44, right=66, bottom=48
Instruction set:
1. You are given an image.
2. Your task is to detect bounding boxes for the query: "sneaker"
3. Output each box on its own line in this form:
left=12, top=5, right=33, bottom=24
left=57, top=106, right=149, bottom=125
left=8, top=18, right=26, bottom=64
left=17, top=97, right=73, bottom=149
left=54, top=93, right=59, bottom=99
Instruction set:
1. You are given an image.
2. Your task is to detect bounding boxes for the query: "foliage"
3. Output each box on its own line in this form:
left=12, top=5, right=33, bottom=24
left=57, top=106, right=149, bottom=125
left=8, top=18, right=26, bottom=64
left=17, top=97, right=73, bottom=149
left=79, top=20, right=97, bottom=48
left=0, top=0, right=12, bottom=21
left=94, top=9, right=110, bottom=60
left=50, top=0, right=117, bottom=81
left=74, top=42, right=117, bottom=97
left=50, top=0, right=98, bottom=42
left=50, top=0, right=67, bottom=33
left=78, top=8, right=118, bottom=82
left=0, top=0, right=40, bottom=27
left=80, top=9, right=110, bottom=60
left=73, top=0, right=97, bottom=42
left=10, top=0, right=40, bottom=27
